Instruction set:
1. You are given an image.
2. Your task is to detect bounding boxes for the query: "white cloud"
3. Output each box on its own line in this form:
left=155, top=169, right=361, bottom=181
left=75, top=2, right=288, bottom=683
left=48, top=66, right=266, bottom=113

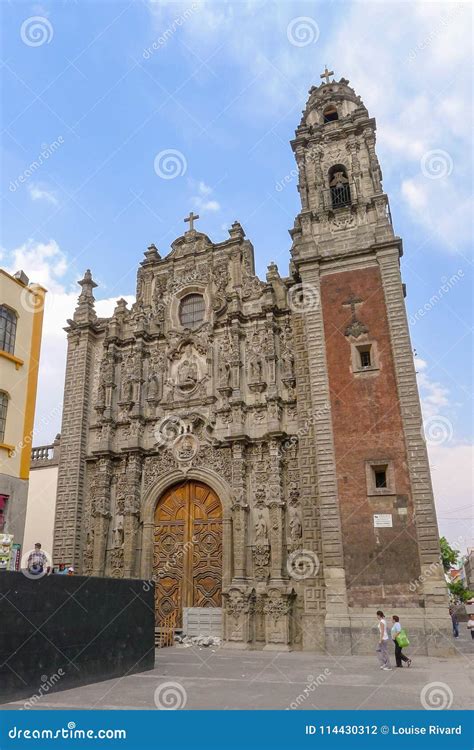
left=6, top=239, right=68, bottom=292
left=415, top=355, right=472, bottom=550
left=3, top=241, right=134, bottom=444
left=28, top=183, right=58, bottom=205
left=146, top=1, right=472, bottom=254
left=190, top=180, right=221, bottom=213
left=429, top=442, right=474, bottom=550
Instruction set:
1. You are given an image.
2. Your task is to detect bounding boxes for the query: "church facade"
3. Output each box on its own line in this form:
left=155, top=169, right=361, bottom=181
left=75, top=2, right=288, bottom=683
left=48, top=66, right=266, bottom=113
left=53, top=75, right=450, bottom=653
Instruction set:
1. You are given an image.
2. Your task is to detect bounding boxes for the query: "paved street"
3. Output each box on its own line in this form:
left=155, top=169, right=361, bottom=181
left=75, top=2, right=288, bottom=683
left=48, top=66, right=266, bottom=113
left=1, top=630, right=472, bottom=711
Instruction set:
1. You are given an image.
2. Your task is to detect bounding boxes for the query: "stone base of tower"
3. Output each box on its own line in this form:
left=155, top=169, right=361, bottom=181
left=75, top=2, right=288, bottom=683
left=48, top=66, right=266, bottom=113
left=340, top=608, right=455, bottom=657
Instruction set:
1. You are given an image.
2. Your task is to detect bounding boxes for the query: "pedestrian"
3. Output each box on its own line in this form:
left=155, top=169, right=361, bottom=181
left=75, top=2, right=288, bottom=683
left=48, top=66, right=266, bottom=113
left=391, top=615, right=412, bottom=668
left=67, top=566, right=75, bottom=576
left=376, top=610, right=392, bottom=670
left=467, top=615, right=474, bottom=640
left=27, top=543, right=48, bottom=576
left=449, top=607, right=459, bottom=638
left=56, top=563, right=68, bottom=575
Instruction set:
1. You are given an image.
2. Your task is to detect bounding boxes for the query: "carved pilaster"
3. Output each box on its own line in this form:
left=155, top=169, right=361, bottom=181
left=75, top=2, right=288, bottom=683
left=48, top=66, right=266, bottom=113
left=267, top=439, right=285, bottom=580
left=263, top=588, right=294, bottom=650
left=91, top=457, right=112, bottom=576
left=231, top=442, right=248, bottom=580
left=123, top=453, right=142, bottom=577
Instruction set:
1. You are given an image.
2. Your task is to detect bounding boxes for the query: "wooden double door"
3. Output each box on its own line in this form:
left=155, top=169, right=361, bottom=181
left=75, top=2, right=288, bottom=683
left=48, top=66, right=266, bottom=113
left=153, top=481, right=222, bottom=626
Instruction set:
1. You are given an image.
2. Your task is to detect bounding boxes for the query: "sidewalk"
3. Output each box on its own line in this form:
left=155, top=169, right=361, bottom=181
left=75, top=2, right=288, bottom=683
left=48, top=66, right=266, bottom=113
left=1, top=630, right=472, bottom=711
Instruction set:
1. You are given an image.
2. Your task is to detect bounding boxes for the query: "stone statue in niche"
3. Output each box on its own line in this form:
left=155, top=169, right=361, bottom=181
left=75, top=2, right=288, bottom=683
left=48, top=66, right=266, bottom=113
left=147, top=372, right=158, bottom=401
left=248, top=352, right=263, bottom=383
left=219, top=359, right=231, bottom=388
left=112, top=516, right=124, bottom=548
left=289, top=505, right=302, bottom=541
left=178, top=357, right=198, bottom=390
left=254, top=511, right=268, bottom=543
left=281, top=349, right=295, bottom=380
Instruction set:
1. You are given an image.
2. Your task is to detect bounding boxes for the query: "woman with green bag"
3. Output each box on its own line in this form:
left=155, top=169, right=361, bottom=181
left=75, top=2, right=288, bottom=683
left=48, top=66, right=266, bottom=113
left=391, top=615, right=412, bottom=668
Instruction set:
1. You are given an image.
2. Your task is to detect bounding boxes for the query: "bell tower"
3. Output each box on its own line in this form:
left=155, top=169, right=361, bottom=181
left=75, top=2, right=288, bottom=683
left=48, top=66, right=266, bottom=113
left=290, top=72, right=393, bottom=257
left=289, top=71, right=451, bottom=654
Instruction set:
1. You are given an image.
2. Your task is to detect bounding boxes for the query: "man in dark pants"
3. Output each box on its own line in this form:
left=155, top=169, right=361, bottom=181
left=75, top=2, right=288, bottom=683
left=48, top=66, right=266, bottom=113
left=449, top=607, right=459, bottom=638
left=391, top=615, right=411, bottom=668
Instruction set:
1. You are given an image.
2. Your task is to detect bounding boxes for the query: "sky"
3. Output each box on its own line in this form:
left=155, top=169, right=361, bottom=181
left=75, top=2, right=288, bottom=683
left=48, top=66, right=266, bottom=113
left=1, top=0, right=472, bottom=552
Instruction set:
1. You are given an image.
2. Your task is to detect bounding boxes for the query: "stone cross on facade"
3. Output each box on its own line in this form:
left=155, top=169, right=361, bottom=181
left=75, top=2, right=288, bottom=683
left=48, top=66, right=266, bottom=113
left=320, top=66, right=334, bottom=85
left=342, top=293, right=363, bottom=322
left=184, top=211, right=200, bottom=232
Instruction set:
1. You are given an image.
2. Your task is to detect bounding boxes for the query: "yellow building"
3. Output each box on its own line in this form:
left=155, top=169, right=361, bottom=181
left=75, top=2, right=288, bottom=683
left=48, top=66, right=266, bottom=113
left=0, top=268, right=46, bottom=554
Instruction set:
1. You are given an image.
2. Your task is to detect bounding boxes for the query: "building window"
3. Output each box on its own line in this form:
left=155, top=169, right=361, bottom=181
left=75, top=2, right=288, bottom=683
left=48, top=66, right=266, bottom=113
left=179, top=294, right=205, bottom=329
left=366, top=461, right=394, bottom=496
left=374, top=467, right=387, bottom=488
left=0, top=306, right=17, bottom=355
left=323, top=105, right=338, bottom=123
left=359, top=345, right=372, bottom=369
left=351, top=342, right=378, bottom=374
left=0, top=392, right=8, bottom=443
left=329, top=165, right=351, bottom=209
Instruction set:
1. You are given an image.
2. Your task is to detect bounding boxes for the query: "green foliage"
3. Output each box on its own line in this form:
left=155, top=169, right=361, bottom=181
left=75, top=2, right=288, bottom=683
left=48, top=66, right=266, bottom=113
left=448, top=580, right=474, bottom=603
left=440, top=536, right=460, bottom=573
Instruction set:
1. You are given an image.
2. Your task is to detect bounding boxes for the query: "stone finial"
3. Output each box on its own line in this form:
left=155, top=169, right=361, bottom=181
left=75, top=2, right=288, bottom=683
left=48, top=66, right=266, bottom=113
left=266, top=262, right=280, bottom=282
left=74, top=269, right=97, bottom=323
left=78, top=269, right=97, bottom=297
left=113, top=298, right=128, bottom=317
left=143, top=243, right=160, bottom=262
left=228, top=221, right=245, bottom=240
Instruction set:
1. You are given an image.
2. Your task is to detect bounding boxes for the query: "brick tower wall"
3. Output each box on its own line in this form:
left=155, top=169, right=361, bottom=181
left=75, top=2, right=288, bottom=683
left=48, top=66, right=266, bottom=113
left=320, top=264, right=422, bottom=607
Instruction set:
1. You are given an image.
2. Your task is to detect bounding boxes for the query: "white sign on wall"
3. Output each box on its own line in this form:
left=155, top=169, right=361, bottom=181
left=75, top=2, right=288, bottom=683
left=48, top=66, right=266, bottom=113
left=373, top=514, right=393, bottom=528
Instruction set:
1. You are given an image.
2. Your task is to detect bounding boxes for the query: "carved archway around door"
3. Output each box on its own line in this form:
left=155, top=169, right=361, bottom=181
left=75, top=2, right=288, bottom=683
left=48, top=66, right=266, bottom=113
left=153, top=480, right=222, bottom=628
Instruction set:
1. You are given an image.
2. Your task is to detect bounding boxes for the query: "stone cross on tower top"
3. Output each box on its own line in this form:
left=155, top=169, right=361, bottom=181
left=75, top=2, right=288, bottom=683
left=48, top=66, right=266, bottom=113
left=320, top=65, right=334, bottom=84
left=184, top=211, right=200, bottom=232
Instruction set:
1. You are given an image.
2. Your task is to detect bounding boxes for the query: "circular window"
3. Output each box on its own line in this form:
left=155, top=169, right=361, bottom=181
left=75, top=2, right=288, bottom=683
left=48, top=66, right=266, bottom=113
left=179, top=294, right=205, bottom=329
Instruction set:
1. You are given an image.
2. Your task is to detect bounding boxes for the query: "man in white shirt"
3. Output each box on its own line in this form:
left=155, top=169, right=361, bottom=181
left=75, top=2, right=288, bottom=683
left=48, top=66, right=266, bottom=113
left=376, top=610, right=392, bottom=670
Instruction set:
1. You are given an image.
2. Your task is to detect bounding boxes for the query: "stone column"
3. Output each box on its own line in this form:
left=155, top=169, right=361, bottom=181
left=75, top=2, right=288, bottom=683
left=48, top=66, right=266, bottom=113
left=267, top=439, right=285, bottom=581
left=291, top=267, right=349, bottom=652
left=123, top=453, right=143, bottom=578
left=91, top=457, right=112, bottom=576
left=377, top=247, right=452, bottom=654
left=230, top=442, right=248, bottom=581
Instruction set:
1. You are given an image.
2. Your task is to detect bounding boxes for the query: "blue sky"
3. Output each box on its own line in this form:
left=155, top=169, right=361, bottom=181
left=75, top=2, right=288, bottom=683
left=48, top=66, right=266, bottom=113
left=1, top=0, right=472, bottom=549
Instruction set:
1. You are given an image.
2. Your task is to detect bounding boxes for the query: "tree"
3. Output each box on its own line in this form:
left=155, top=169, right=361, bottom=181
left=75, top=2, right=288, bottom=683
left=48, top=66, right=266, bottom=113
left=440, top=536, right=460, bottom=573
left=448, top=580, right=474, bottom=604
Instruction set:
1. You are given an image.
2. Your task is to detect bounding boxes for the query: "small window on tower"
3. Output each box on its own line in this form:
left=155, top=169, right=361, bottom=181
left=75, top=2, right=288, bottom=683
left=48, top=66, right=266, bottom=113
left=323, top=105, right=338, bottom=123
left=366, top=461, right=393, bottom=496
left=359, top=346, right=372, bottom=369
left=374, top=467, right=387, bottom=489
